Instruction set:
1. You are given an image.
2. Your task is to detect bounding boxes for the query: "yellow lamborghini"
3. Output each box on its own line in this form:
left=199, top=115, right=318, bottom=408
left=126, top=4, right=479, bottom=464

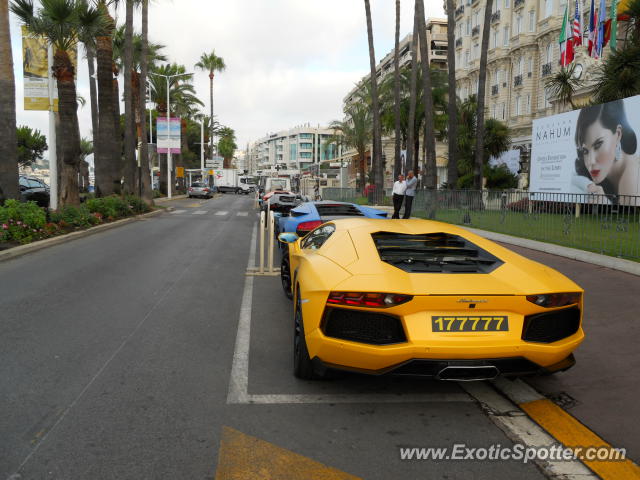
left=278, top=218, right=584, bottom=380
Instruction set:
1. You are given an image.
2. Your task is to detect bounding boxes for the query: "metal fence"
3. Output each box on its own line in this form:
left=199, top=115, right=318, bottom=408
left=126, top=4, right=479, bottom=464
left=322, top=188, right=640, bottom=261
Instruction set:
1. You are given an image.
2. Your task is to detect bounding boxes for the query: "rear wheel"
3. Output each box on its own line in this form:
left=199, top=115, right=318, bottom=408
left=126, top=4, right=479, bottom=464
left=280, top=251, right=292, bottom=300
left=294, top=291, right=319, bottom=379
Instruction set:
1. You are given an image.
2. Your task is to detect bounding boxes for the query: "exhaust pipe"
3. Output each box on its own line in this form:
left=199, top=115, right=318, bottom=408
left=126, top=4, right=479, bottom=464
left=437, top=365, right=499, bottom=381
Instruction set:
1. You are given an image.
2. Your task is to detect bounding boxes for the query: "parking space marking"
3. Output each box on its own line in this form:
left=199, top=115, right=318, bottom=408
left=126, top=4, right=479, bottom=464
left=170, top=210, right=187, bottom=214
left=215, top=211, right=229, bottom=216
left=236, top=212, right=249, bottom=217
left=193, top=211, right=208, bottom=215
left=226, top=223, right=472, bottom=405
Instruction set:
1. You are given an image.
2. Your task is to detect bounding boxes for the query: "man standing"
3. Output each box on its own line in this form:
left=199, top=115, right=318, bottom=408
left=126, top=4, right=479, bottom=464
left=403, top=170, right=417, bottom=219
left=392, top=174, right=405, bottom=219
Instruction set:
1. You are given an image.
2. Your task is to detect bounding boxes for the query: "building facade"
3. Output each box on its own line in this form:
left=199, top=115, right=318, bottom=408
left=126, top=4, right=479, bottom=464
left=249, top=124, right=341, bottom=175
left=452, top=0, right=612, bottom=185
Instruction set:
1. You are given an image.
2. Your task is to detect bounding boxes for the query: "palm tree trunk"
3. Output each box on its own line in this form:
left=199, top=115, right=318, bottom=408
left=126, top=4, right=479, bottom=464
left=113, top=68, right=122, bottom=193
left=364, top=0, right=384, bottom=192
left=86, top=47, right=99, bottom=141
left=95, top=3, right=118, bottom=197
left=53, top=50, right=81, bottom=207
left=416, top=0, right=437, bottom=189
left=209, top=73, right=214, bottom=156
left=358, top=148, right=367, bottom=194
left=0, top=1, right=18, bottom=201
left=446, top=0, right=458, bottom=188
left=473, top=0, right=493, bottom=190
left=393, top=0, right=402, bottom=179
left=139, top=0, right=153, bottom=204
left=406, top=7, right=419, bottom=176
left=122, top=0, right=136, bottom=195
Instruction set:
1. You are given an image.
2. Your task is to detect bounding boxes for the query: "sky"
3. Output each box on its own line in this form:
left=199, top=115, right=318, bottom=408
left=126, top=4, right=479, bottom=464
left=9, top=0, right=446, bottom=152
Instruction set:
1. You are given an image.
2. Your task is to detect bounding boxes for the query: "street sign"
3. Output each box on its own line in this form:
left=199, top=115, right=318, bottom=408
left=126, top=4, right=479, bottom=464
left=205, top=159, right=223, bottom=169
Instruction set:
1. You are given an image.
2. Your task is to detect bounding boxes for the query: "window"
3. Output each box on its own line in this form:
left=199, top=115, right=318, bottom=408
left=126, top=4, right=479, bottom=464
left=518, top=57, right=523, bottom=75
left=299, top=142, right=313, bottom=149
left=466, top=18, right=471, bottom=35
left=528, top=56, right=533, bottom=74
left=497, top=69, right=502, bottom=84
left=504, top=0, right=510, bottom=7
left=474, top=11, right=479, bottom=26
left=465, top=50, right=470, bottom=66
left=526, top=93, right=531, bottom=113
left=515, top=95, right=521, bottom=116
left=301, top=223, right=336, bottom=250
left=546, top=43, right=553, bottom=63
left=299, top=133, right=313, bottom=139
left=516, top=15, right=522, bottom=34
left=300, top=152, right=312, bottom=159
left=529, top=10, right=536, bottom=31
left=503, top=25, right=510, bottom=46
left=492, top=103, right=497, bottom=118
left=492, top=29, right=499, bottom=48
left=501, top=102, right=506, bottom=120
left=473, top=42, right=479, bottom=59
left=544, top=0, right=553, bottom=18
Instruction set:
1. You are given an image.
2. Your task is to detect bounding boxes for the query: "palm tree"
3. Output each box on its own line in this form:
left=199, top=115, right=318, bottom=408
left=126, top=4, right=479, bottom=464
left=122, top=0, right=136, bottom=195
left=445, top=0, right=458, bottom=188
left=0, top=0, right=19, bottom=202
left=406, top=8, right=419, bottom=176
left=392, top=0, right=402, bottom=179
left=330, top=103, right=372, bottom=193
left=94, top=0, right=119, bottom=197
left=545, top=65, right=581, bottom=110
left=12, top=0, right=96, bottom=207
left=138, top=0, right=152, bottom=203
left=195, top=51, right=226, bottom=155
left=473, top=0, right=493, bottom=190
left=364, top=0, right=384, bottom=192
left=217, top=127, right=237, bottom=167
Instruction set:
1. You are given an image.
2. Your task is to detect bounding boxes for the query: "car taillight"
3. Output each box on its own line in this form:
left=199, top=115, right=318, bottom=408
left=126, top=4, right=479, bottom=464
left=296, top=220, right=323, bottom=236
left=188, top=187, right=193, bottom=191
left=204, top=188, right=209, bottom=192
left=327, top=292, right=413, bottom=308
left=526, top=292, right=581, bottom=308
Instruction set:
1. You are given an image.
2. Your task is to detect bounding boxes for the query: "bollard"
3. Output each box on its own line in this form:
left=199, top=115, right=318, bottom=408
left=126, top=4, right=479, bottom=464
left=268, top=209, right=275, bottom=273
left=259, top=211, right=265, bottom=274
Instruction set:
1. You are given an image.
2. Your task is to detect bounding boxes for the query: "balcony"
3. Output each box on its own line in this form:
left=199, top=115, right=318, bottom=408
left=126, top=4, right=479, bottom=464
left=514, top=74, right=523, bottom=87
left=455, top=5, right=464, bottom=17
left=514, top=0, right=525, bottom=8
left=472, top=25, right=480, bottom=37
left=491, top=85, right=499, bottom=96
left=491, top=11, right=501, bottom=23
left=541, top=62, right=552, bottom=77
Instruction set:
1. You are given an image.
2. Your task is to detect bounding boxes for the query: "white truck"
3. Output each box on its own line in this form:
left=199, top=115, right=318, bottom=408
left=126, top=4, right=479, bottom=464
left=214, top=169, right=255, bottom=194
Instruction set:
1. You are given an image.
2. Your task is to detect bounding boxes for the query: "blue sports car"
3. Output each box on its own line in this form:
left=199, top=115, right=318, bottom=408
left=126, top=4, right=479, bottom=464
left=277, top=201, right=388, bottom=237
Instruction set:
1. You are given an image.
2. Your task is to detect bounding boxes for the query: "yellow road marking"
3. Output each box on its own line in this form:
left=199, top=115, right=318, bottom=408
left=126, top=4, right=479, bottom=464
left=215, top=426, right=361, bottom=480
left=520, top=399, right=640, bottom=480
left=187, top=203, right=201, bottom=208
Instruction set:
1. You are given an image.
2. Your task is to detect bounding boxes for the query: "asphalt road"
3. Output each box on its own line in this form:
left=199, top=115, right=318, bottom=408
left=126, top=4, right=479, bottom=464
left=0, top=194, right=632, bottom=479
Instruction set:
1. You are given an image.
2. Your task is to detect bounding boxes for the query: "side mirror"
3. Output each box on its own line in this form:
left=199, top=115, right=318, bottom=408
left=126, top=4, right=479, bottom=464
left=278, top=232, right=299, bottom=244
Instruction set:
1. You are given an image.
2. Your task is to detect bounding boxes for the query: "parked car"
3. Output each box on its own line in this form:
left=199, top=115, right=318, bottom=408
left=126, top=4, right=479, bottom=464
left=278, top=201, right=388, bottom=238
left=278, top=218, right=584, bottom=380
left=187, top=182, right=214, bottom=199
left=19, top=176, right=49, bottom=208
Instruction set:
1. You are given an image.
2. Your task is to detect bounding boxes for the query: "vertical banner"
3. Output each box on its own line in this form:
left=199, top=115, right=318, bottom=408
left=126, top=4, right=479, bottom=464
left=157, top=117, right=181, bottom=153
left=22, top=26, right=51, bottom=111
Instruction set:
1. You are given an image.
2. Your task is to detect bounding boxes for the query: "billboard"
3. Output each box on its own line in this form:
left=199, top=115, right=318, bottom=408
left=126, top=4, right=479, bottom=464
left=21, top=27, right=76, bottom=111
left=531, top=96, right=640, bottom=202
left=157, top=117, right=181, bottom=153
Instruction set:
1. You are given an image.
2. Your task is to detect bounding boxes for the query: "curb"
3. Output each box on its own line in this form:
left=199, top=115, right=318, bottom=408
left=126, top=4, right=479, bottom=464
left=0, top=209, right=163, bottom=263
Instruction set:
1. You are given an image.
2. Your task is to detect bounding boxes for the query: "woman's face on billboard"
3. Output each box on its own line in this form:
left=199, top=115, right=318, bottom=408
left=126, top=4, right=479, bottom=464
left=578, top=119, right=621, bottom=184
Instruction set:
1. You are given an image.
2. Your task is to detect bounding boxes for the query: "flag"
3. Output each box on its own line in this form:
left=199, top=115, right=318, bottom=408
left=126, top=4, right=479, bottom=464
left=573, top=0, right=583, bottom=46
left=610, top=0, right=619, bottom=51
left=560, top=3, right=575, bottom=66
left=597, top=0, right=606, bottom=57
left=588, top=0, right=597, bottom=57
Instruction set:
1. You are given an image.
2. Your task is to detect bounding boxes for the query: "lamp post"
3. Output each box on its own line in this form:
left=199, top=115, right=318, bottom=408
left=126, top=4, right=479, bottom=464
left=148, top=71, right=192, bottom=199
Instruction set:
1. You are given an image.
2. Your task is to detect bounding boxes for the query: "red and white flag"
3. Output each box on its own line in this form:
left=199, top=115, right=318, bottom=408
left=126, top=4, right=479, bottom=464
left=573, top=0, right=583, bottom=46
left=560, top=3, right=574, bottom=66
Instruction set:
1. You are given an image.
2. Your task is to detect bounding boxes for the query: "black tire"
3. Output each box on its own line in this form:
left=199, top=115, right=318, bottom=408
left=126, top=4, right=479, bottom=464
left=281, top=251, right=293, bottom=300
left=293, top=292, right=318, bottom=379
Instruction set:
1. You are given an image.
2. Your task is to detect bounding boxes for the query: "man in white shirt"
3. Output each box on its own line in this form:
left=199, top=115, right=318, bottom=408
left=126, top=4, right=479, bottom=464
left=392, top=174, right=406, bottom=219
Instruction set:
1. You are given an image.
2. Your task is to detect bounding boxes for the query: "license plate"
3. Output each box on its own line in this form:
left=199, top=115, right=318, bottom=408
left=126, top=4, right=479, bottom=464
left=431, top=315, right=509, bottom=332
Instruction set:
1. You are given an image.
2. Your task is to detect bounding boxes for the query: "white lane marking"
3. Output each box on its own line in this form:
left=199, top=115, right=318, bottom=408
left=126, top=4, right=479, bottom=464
left=193, top=210, right=208, bottom=215
left=215, top=211, right=228, bottom=216
left=226, top=223, right=472, bottom=405
left=170, top=209, right=186, bottom=214
left=236, top=212, right=249, bottom=217
left=460, top=382, right=596, bottom=479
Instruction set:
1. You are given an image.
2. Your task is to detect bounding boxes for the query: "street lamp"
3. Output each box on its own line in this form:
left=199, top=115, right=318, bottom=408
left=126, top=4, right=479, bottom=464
left=148, top=71, right=193, bottom=199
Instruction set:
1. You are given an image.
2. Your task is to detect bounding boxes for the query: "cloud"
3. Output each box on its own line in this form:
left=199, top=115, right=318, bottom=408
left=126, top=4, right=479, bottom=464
left=11, top=0, right=445, bottom=150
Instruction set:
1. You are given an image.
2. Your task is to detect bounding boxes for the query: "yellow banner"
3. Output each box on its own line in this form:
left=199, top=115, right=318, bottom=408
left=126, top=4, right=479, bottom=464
left=21, top=26, right=77, bottom=112
left=175, top=167, right=184, bottom=178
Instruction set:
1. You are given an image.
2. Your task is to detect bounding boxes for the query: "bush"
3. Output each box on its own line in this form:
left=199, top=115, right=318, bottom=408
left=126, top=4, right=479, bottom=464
left=86, top=195, right=130, bottom=219
left=125, top=195, right=151, bottom=214
left=0, top=200, right=48, bottom=244
left=50, top=205, right=95, bottom=228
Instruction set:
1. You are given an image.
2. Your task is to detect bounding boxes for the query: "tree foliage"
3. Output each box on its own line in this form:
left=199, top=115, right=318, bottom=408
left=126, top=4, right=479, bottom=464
left=16, top=126, right=48, bottom=168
